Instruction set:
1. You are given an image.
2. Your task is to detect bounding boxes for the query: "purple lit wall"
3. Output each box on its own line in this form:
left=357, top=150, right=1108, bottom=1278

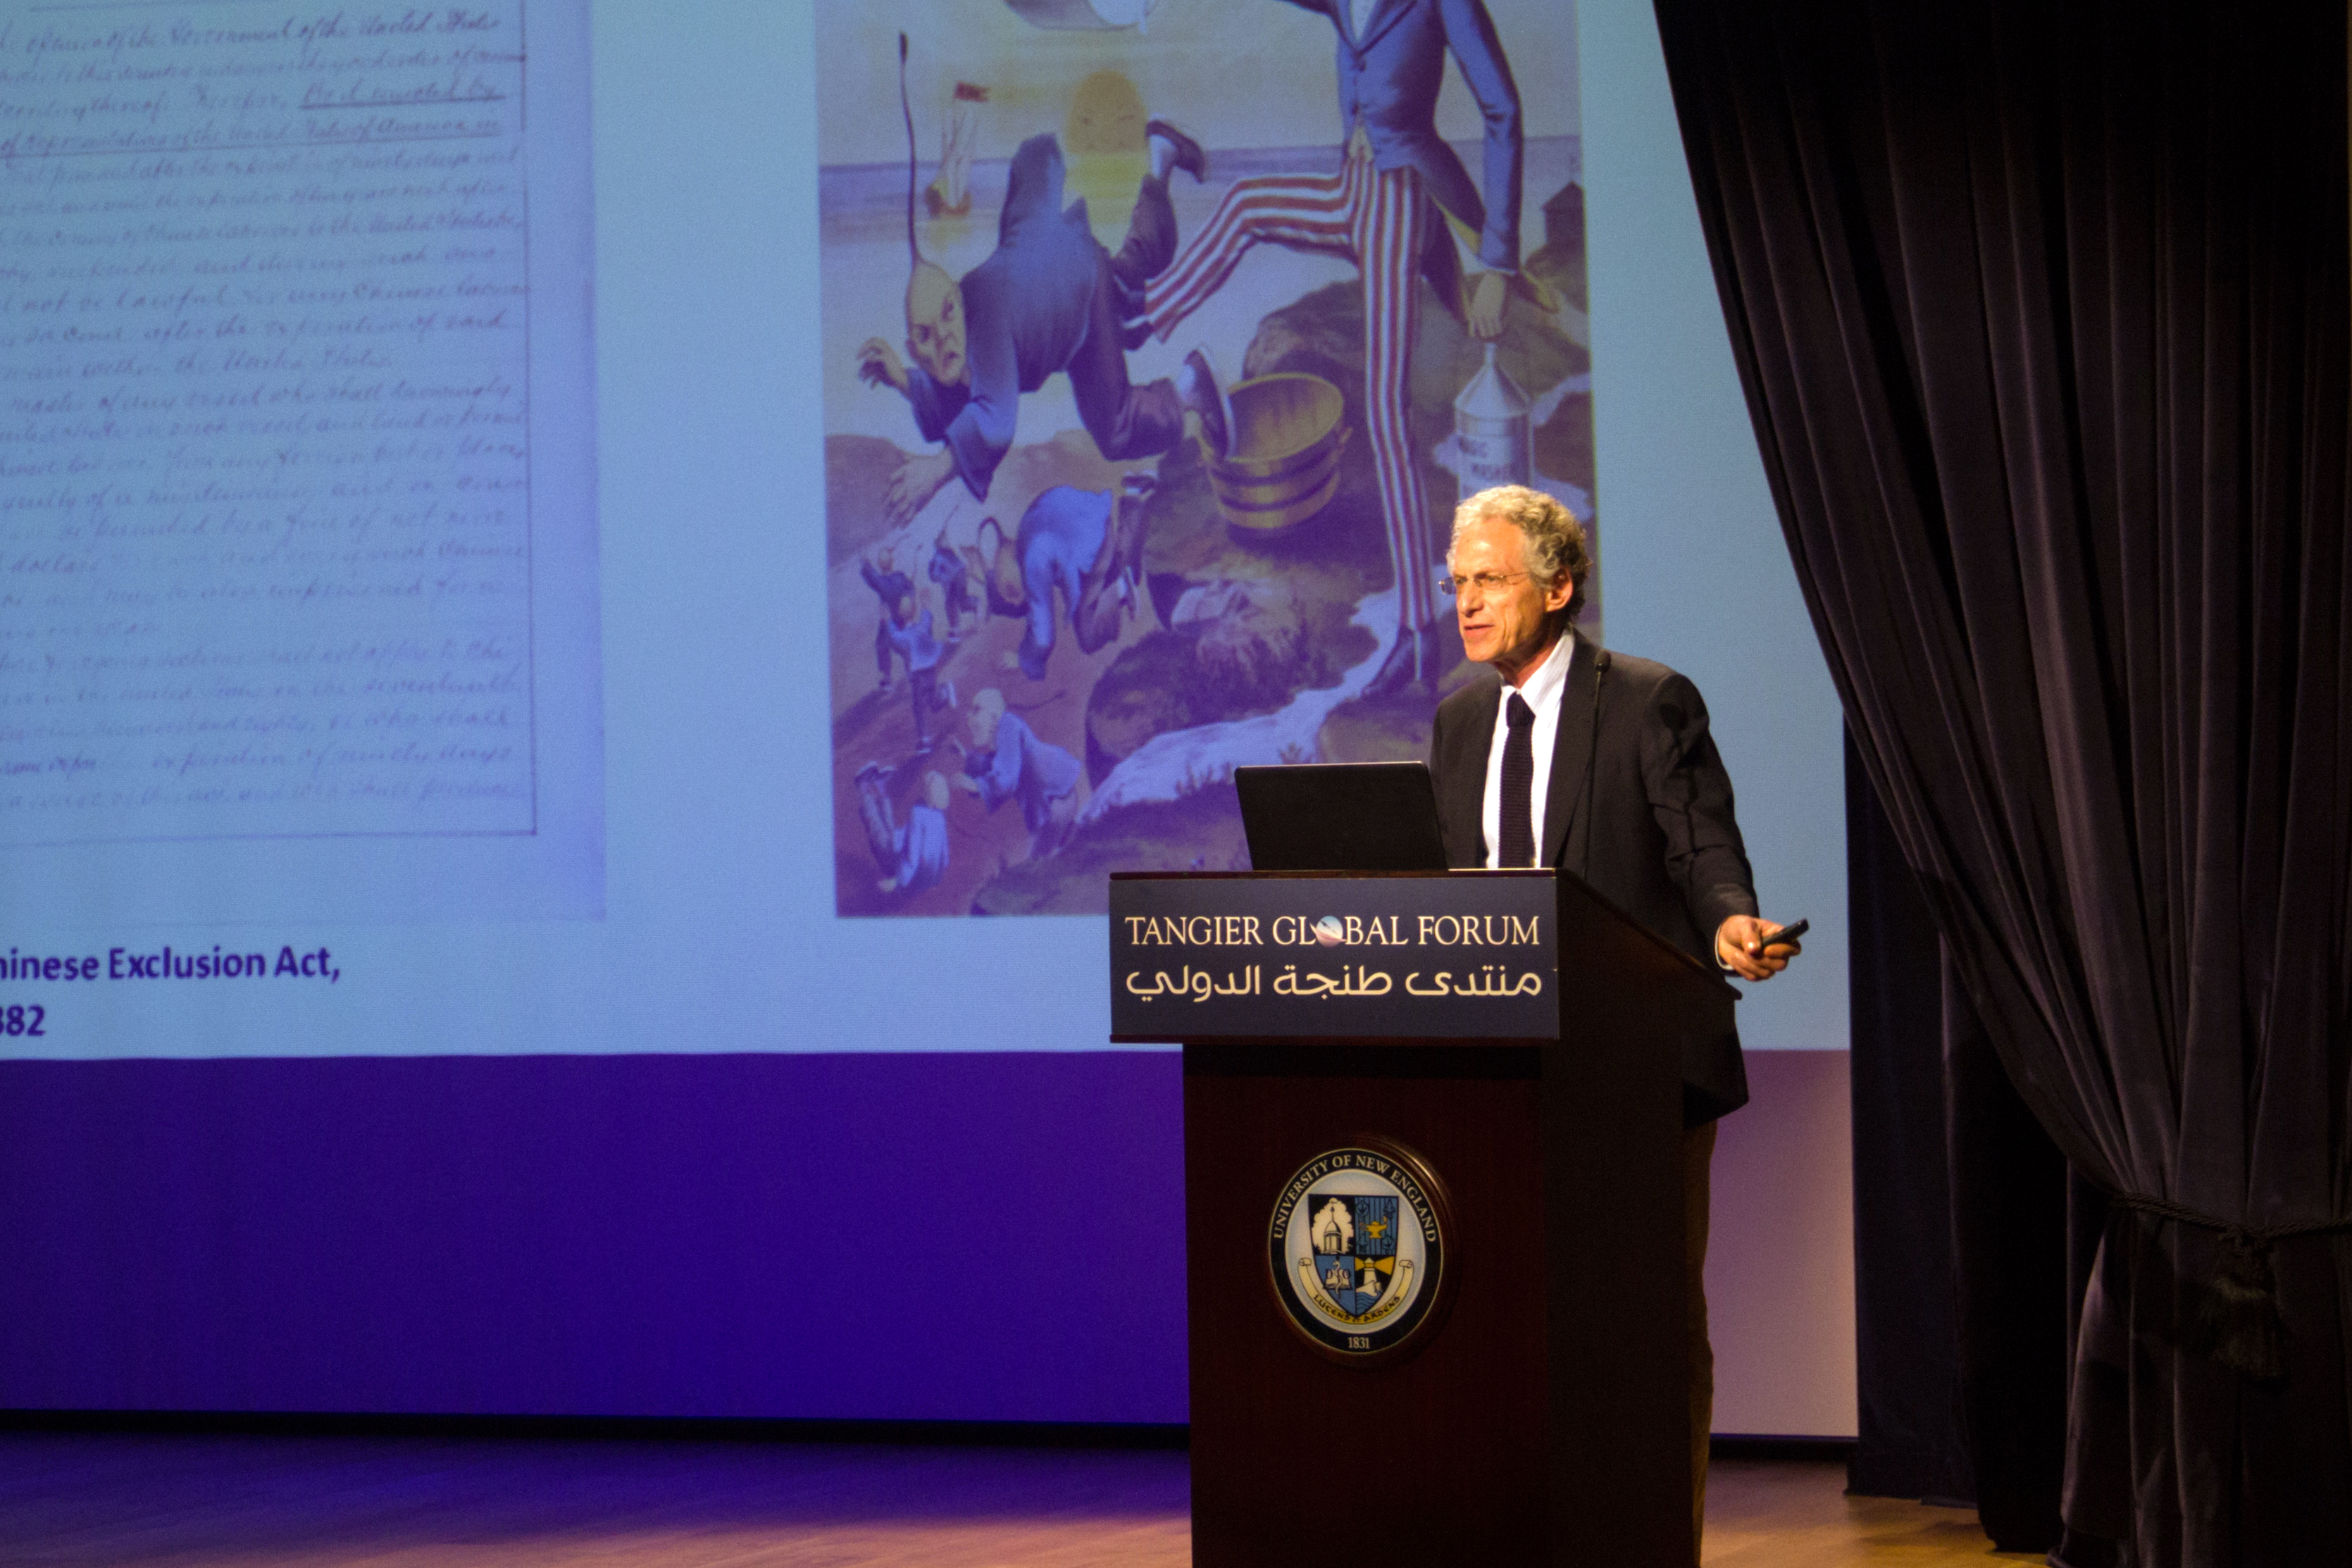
left=0, top=1055, right=1186, bottom=1423
left=0, top=1050, right=1852, bottom=1433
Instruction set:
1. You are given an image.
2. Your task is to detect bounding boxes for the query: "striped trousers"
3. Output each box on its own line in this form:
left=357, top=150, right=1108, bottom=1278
left=1141, top=149, right=1441, bottom=639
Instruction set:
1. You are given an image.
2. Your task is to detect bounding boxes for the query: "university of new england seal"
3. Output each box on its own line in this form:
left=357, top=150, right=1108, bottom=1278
left=1267, top=1143, right=1450, bottom=1361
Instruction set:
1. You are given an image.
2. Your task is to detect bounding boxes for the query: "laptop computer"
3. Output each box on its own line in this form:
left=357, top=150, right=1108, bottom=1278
left=1233, top=761, right=1450, bottom=873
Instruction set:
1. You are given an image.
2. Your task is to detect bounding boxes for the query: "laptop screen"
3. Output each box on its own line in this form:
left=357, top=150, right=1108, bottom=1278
left=1233, top=762, right=1450, bottom=873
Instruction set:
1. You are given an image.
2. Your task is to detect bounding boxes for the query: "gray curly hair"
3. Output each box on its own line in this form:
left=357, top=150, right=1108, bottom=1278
left=1450, top=484, right=1591, bottom=622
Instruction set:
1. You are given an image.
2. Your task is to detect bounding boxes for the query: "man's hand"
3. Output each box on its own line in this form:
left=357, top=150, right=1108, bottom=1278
left=885, top=449, right=959, bottom=528
left=952, top=772, right=982, bottom=797
left=857, top=337, right=910, bottom=394
left=1467, top=270, right=1510, bottom=340
left=1717, top=914, right=1801, bottom=981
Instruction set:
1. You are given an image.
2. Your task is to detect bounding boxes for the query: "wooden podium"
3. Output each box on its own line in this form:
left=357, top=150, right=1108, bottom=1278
left=1109, top=869, right=1737, bottom=1567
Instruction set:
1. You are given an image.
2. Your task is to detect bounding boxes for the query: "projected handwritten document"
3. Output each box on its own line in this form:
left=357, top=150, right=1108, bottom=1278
left=0, top=2, right=597, bottom=879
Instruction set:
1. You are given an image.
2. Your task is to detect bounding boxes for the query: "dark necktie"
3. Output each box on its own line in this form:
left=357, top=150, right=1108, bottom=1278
left=1499, top=692, right=1536, bottom=868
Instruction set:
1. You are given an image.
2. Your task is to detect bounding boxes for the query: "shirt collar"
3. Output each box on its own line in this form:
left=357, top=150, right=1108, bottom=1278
left=1502, top=626, right=1576, bottom=715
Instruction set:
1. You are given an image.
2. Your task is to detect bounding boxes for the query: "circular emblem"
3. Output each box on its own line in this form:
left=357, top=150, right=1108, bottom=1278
left=1312, top=914, right=1345, bottom=946
left=1267, top=1142, right=1450, bottom=1362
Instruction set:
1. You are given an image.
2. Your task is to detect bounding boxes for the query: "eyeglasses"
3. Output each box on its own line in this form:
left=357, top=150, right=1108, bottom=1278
left=1438, top=570, right=1533, bottom=598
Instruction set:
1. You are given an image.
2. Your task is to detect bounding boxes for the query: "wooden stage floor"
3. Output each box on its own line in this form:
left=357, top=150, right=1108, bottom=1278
left=0, top=1432, right=2044, bottom=1565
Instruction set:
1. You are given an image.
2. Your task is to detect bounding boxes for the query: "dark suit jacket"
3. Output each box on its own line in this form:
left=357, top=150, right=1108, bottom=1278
left=906, top=135, right=1102, bottom=499
left=1280, top=0, right=1524, bottom=296
left=1428, top=637, right=1757, bottom=1123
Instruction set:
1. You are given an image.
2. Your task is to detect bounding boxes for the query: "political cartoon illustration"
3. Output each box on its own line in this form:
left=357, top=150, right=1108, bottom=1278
left=821, top=0, right=1593, bottom=916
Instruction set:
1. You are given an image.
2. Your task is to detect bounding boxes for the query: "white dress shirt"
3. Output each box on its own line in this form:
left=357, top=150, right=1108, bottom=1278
left=1479, top=628, right=1576, bottom=868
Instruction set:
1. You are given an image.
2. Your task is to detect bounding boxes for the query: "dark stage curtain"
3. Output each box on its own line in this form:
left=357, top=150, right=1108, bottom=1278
left=1845, top=730, right=1974, bottom=1508
left=1847, top=732, right=2071, bottom=1549
left=1653, top=3, right=2352, bottom=1563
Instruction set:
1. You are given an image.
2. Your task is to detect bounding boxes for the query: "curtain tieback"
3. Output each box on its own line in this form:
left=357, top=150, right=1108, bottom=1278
left=2103, top=1191, right=2352, bottom=1383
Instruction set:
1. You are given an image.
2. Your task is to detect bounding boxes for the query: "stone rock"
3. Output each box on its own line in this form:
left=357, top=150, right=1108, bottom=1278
left=1085, top=663, right=1193, bottom=785
left=1173, top=578, right=1306, bottom=699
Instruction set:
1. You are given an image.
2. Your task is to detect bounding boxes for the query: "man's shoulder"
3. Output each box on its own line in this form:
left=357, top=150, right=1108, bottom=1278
left=1433, top=671, right=1502, bottom=728
left=1599, top=648, right=1703, bottom=704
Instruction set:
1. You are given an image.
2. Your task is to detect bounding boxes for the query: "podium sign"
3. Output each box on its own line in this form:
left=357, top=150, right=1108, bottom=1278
left=1109, top=871, right=1557, bottom=1040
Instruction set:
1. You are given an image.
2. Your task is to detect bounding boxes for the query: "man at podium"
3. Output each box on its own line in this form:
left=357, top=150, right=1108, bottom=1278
left=1426, top=482, right=1801, bottom=1555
